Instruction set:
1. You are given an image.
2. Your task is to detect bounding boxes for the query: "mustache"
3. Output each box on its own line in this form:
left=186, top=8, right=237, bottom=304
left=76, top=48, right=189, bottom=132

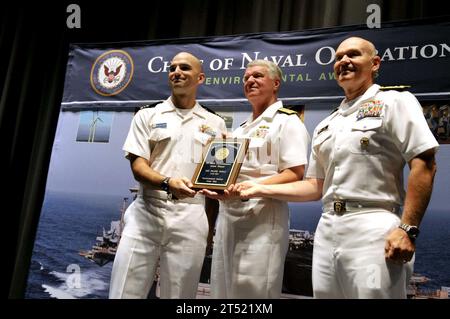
left=337, top=64, right=355, bottom=75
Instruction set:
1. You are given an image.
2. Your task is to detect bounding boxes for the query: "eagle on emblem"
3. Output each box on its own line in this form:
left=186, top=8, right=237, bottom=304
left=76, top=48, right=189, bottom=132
left=104, top=64, right=122, bottom=83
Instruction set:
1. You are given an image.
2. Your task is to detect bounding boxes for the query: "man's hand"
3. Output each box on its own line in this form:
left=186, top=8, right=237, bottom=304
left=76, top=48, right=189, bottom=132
left=384, top=227, right=415, bottom=264
left=168, top=177, right=196, bottom=199
left=235, top=181, right=257, bottom=192
left=199, top=184, right=241, bottom=200
left=199, top=189, right=227, bottom=200
left=239, top=182, right=266, bottom=199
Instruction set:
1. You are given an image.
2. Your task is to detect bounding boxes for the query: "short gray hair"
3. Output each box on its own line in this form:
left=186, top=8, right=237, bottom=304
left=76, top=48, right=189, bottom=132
left=246, top=59, right=282, bottom=80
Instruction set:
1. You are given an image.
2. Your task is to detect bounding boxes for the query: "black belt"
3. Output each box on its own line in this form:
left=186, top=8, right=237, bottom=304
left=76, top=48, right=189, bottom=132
left=324, top=200, right=401, bottom=214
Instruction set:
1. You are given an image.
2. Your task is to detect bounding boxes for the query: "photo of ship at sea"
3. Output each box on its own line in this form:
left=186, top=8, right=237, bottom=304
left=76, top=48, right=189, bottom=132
left=25, top=192, right=120, bottom=299
left=25, top=191, right=450, bottom=299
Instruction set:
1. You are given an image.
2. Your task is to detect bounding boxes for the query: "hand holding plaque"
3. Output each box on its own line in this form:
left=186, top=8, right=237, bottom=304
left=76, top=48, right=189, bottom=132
left=191, top=138, right=249, bottom=190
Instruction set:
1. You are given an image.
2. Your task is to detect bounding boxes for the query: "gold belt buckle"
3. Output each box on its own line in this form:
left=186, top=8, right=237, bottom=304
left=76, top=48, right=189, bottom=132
left=334, top=200, right=346, bottom=213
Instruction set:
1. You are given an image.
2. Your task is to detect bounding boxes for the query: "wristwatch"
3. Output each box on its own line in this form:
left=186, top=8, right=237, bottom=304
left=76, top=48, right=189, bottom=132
left=398, top=223, right=420, bottom=241
left=160, top=177, right=171, bottom=194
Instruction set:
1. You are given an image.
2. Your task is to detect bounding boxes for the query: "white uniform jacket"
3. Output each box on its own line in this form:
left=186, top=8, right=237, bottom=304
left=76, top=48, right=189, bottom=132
left=306, top=84, right=439, bottom=206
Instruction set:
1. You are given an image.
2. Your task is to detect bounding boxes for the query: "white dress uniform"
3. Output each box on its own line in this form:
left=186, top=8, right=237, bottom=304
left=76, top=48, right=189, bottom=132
left=306, top=84, right=439, bottom=298
left=109, top=98, right=226, bottom=299
left=211, top=101, right=310, bottom=299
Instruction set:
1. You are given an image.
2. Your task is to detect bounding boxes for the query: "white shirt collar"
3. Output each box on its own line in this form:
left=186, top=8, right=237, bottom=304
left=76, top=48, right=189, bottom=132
left=162, top=97, right=207, bottom=119
left=241, top=100, right=283, bottom=127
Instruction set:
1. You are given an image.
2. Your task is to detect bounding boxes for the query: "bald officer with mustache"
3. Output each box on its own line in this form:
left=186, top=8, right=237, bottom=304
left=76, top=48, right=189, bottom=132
left=240, top=37, right=439, bottom=298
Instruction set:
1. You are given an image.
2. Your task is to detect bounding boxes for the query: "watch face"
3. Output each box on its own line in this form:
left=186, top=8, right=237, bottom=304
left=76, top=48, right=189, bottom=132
left=400, top=224, right=420, bottom=239
left=408, top=226, right=420, bottom=237
left=161, top=178, right=170, bottom=193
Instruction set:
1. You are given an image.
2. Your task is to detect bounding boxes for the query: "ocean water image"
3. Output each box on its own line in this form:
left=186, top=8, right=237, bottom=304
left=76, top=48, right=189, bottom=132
left=25, top=192, right=450, bottom=299
left=25, top=191, right=126, bottom=299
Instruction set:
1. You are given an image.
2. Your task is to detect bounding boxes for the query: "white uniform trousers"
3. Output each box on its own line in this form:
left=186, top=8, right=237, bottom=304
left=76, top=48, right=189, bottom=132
left=211, top=198, right=289, bottom=299
left=312, top=208, right=414, bottom=299
left=109, top=195, right=208, bottom=299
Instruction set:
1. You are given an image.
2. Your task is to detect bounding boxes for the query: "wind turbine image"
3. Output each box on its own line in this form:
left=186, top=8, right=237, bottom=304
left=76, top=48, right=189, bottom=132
left=88, top=111, right=103, bottom=143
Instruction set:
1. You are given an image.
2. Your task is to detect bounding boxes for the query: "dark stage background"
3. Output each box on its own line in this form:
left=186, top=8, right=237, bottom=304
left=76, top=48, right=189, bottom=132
left=2, top=0, right=450, bottom=299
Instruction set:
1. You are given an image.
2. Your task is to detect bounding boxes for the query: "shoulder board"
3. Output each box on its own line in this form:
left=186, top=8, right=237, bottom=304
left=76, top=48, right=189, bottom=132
left=330, top=107, right=339, bottom=114
left=140, top=102, right=162, bottom=110
left=379, top=85, right=411, bottom=92
left=277, top=107, right=297, bottom=115
left=201, top=105, right=217, bottom=115
left=134, top=102, right=161, bottom=114
left=201, top=105, right=226, bottom=120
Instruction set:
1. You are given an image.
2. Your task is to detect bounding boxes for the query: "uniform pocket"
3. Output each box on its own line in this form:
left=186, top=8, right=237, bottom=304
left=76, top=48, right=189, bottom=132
left=194, top=131, right=212, bottom=146
left=349, top=118, right=383, bottom=155
left=312, top=130, right=332, bottom=153
left=249, top=138, right=265, bottom=148
left=149, top=129, right=171, bottom=153
left=191, top=132, right=212, bottom=163
left=247, top=138, right=269, bottom=165
left=149, top=128, right=171, bottom=142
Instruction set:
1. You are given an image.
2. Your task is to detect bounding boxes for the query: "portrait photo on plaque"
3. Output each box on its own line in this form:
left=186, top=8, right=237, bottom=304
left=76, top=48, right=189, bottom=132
left=192, top=138, right=249, bottom=190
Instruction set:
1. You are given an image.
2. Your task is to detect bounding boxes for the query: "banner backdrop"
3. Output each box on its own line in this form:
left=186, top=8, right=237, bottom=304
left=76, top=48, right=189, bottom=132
left=62, top=20, right=450, bottom=110
left=26, top=19, right=450, bottom=299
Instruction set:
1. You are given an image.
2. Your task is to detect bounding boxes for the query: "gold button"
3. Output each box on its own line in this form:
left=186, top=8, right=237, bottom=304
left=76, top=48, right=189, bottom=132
left=360, top=137, right=370, bottom=147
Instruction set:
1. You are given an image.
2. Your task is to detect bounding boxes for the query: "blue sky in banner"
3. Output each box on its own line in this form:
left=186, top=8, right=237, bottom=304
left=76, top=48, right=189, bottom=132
left=76, top=111, right=113, bottom=143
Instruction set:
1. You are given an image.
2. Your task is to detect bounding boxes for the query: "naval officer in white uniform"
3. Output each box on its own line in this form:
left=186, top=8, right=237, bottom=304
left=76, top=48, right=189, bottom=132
left=109, top=52, right=226, bottom=299
left=202, top=60, right=310, bottom=298
left=240, top=37, right=438, bottom=298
